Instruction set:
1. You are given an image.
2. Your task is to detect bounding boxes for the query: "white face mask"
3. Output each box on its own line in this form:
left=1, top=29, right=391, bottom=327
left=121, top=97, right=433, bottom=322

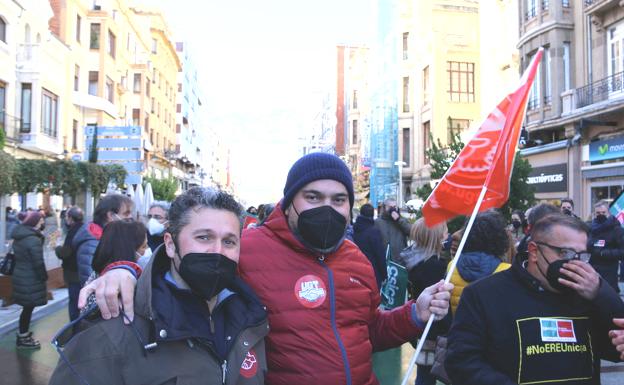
left=147, top=218, right=167, bottom=236
left=136, top=247, right=153, bottom=268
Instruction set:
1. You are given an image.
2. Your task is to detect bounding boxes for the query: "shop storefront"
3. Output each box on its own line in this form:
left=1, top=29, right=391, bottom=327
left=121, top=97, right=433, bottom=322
left=582, top=135, right=624, bottom=220
left=520, top=141, right=570, bottom=206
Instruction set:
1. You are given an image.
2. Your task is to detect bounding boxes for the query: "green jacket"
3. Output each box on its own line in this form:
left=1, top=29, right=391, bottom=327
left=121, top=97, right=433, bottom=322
left=49, top=247, right=269, bottom=385
left=10, top=224, right=47, bottom=307
left=375, top=214, right=412, bottom=263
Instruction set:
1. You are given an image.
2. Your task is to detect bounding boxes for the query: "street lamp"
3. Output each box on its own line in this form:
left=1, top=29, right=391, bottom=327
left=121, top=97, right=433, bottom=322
left=394, top=160, right=407, bottom=208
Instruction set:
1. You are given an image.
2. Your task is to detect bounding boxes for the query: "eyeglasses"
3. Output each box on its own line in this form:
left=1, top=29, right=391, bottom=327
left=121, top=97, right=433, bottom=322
left=534, top=241, right=591, bottom=262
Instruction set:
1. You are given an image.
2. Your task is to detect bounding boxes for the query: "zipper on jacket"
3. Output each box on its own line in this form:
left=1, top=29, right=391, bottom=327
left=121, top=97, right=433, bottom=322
left=221, top=360, right=227, bottom=385
left=319, top=257, right=352, bottom=385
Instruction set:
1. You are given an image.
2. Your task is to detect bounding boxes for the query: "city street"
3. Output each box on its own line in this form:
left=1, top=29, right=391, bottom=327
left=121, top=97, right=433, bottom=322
left=0, top=289, right=623, bottom=385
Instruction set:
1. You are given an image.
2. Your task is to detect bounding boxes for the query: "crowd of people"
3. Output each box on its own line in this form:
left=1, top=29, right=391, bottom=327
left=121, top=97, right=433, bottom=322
left=2, top=152, right=624, bottom=384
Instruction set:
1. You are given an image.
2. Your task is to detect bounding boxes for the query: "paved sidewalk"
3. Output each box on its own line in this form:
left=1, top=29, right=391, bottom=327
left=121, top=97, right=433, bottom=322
left=0, top=288, right=68, bottom=337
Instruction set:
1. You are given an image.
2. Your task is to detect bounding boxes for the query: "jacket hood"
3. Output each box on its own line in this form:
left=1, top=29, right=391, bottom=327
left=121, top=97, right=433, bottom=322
left=353, top=215, right=375, bottom=232
left=255, top=202, right=349, bottom=258
left=457, top=251, right=501, bottom=282
left=72, top=222, right=101, bottom=248
left=11, top=224, right=41, bottom=241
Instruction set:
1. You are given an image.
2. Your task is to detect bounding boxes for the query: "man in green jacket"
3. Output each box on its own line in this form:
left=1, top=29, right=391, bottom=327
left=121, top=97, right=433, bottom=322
left=49, top=188, right=268, bottom=385
left=375, top=198, right=412, bottom=262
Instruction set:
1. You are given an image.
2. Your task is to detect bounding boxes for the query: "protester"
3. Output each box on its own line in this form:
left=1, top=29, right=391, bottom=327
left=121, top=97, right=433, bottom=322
left=375, top=198, right=412, bottom=262
left=11, top=211, right=48, bottom=349
left=49, top=188, right=268, bottom=384
left=145, top=201, right=170, bottom=252
left=256, top=203, right=275, bottom=227
left=353, top=203, right=387, bottom=289
left=588, top=200, right=624, bottom=293
left=446, top=213, right=624, bottom=384
left=399, top=218, right=450, bottom=385
left=516, top=203, right=560, bottom=260
left=449, top=210, right=511, bottom=314
left=560, top=198, right=579, bottom=219
left=72, top=194, right=134, bottom=285
left=79, top=152, right=453, bottom=385
left=507, top=209, right=528, bottom=248
left=5, top=207, right=19, bottom=241
left=243, top=206, right=258, bottom=229
left=55, top=206, right=84, bottom=321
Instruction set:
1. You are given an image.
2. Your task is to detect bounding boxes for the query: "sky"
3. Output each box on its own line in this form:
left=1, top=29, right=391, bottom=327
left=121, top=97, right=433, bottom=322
left=142, top=0, right=372, bottom=206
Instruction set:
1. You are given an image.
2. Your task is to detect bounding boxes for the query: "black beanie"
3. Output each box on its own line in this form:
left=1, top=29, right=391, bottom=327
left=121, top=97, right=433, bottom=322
left=282, top=152, right=354, bottom=210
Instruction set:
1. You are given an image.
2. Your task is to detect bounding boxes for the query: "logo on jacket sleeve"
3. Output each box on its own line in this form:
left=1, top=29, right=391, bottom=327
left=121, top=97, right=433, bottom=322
left=539, top=318, right=576, bottom=342
left=294, top=275, right=327, bottom=308
left=240, top=349, right=258, bottom=378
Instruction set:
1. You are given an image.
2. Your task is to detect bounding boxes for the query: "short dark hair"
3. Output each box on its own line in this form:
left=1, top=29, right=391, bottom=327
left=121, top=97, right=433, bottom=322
left=531, top=213, right=589, bottom=242
left=167, top=187, right=243, bottom=243
left=93, top=194, right=134, bottom=227
left=463, top=209, right=509, bottom=258
left=560, top=198, right=574, bottom=208
left=359, top=203, right=375, bottom=218
left=92, top=220, right=147, bottom=274
left=527, top=203, right=559, bottom=226
left=67, top=206, right=84, bottom=223
left=511, top=209, right=526, bottom=223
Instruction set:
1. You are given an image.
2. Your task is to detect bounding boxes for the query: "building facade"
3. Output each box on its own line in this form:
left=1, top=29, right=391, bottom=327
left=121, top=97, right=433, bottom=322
left=517, top=0, right=624, bottom=220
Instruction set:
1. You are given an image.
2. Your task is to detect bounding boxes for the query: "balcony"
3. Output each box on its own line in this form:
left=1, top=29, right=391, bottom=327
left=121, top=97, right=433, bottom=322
left=575, top=71, right=624, bottom=109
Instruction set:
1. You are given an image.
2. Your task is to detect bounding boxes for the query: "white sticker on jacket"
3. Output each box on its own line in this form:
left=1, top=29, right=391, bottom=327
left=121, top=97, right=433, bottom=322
left=539, top=318, right=576, bottom=343
left=294, top=275, right=327, bottom=308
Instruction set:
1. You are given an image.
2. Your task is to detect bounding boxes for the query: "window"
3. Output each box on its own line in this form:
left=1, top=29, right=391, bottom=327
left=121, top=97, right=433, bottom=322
left=423, top=66, right=430, bottom=106
left=448, top=118, right=471, bottom=143
left=353, top=90, right=358, bottom=109
left=544, top=47, right=552, bottom=105
left=151, top=97, right=155, bottom=113
left=132, top=109, right=140, bottom=126
left=563, top=42, right=570, bottom=90
left=107, top=30, right=115, bottom=58
left=528, top=53, right=540, bottom=110
left=423, top=121, right=431, bottom=164
left=74, top=65, right=80, bottom=91
left=542, top=0, right=549, bottom=11
left=88, top=71, right=98, bottom=96
left=133, top=73, right=141, bottom=93
left=0, top=81, right=5, bottom=134
left=178, top=83, right=182, bottom=92
left=403, top=77, right=410, bottom=112
left=76, top=14, right=81, bottom=42
left=402, top=127, right=410, bottom=165
left=105, top=77, right=113, bottom=103
left=90, top=23, right=100, bottom=49
left=151, top=38, right=157, bottom=54
left=402, top=32, right=409, bottom=60
left=41, top=89, right=58, bottom=137
left=352, top=119, right=358, bottom=144
left=562, top=0, right=570, bottom=7
left=176, top=104, right=181, bottom=113
left=146, top=78, right=150, bottom=96
left=0, top=17, right=6, bottom=43
left=72, top=120, right=78, bottom=150
left=20, top=83, right=31, bottom=133
left=526, top=0, right=537, bottom=20
left=447, top=61, right=475, bottom=103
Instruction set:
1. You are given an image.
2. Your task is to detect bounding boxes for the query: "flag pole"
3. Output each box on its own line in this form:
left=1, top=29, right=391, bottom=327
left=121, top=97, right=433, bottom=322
left=400, top=184, right=488, bottom=385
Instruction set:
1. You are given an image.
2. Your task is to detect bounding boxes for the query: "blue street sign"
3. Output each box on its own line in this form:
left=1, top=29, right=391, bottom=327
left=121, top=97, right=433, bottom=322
left=85, top=137, right=142, bottom=149
left=85, top=126, right=141, bottom=137
left=125, top=173, right=143, bottom=185
left=90, top=150, right=143, bottom=161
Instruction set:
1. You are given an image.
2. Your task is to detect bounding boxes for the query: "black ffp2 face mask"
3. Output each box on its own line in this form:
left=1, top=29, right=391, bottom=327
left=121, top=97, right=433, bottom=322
left=177, top=252, right=237, bottom=300
left=294, top=205, right=347, bottom=251
left=535, top=247, right=575, bottom=295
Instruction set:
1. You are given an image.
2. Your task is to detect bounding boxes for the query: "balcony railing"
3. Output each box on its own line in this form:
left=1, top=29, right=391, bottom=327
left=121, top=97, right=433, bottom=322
left=575, top=71, right=624, bottom=108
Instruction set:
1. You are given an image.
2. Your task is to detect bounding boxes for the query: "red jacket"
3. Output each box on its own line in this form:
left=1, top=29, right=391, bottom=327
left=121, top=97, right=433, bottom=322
left=239, top=205, right=422, bottom=385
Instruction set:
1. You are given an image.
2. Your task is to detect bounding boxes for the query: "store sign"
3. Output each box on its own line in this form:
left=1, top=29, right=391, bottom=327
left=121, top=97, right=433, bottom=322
left=527, top=164, right=567, bottom=193
left=589, top=136, right=624, bottom=162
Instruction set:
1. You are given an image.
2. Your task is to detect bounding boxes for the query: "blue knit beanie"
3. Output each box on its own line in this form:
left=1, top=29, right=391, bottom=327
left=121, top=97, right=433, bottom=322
left=282, top=152, right=354, bottom=210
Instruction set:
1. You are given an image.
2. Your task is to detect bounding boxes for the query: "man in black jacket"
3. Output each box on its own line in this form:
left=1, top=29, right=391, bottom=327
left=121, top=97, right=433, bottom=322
left=588, top=200, right=624, bottom=293
left=446, top=213, right=624, bottom=385
left=353, top=203, right=387, bottom=289
left=55, top=206, right=84, bottom=321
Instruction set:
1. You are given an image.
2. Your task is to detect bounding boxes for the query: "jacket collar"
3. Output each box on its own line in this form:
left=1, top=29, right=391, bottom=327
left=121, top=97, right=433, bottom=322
left=261, top=202, right=349, bottom=258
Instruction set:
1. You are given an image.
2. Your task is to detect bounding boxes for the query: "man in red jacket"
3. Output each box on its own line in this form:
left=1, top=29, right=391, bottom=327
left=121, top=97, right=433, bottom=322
left=79, top=152, right=453, bottom=385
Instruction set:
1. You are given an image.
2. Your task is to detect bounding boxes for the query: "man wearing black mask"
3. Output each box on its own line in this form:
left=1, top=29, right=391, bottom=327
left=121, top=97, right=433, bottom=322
left=55, top=206, right=84, bottom=321
left=447, top=213, right=624, bottom=384
left=588, top=200, right=624, bottom=292
left=560, top=198, right=580, bottom=219
left=80, top=152, right=453, bottom=385
left=50, top=188, right=268, bottom=384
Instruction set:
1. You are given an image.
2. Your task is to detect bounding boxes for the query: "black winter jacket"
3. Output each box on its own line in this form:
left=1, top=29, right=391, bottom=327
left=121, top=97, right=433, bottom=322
left=11, top=224, right=48, bottom=307
left=353, top=215, right=387, bottom=289
left=446, top=256, right=624, bottom=385
left=588, top=216, right=624, bottom=292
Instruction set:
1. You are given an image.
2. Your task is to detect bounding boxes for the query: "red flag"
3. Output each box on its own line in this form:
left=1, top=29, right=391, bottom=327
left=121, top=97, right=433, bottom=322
left=422, top=49, right=543, bottom=227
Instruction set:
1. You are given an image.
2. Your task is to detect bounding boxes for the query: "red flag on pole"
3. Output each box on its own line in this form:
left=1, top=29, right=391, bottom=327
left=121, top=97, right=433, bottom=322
left=422, top=49, right=544, bottom=227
